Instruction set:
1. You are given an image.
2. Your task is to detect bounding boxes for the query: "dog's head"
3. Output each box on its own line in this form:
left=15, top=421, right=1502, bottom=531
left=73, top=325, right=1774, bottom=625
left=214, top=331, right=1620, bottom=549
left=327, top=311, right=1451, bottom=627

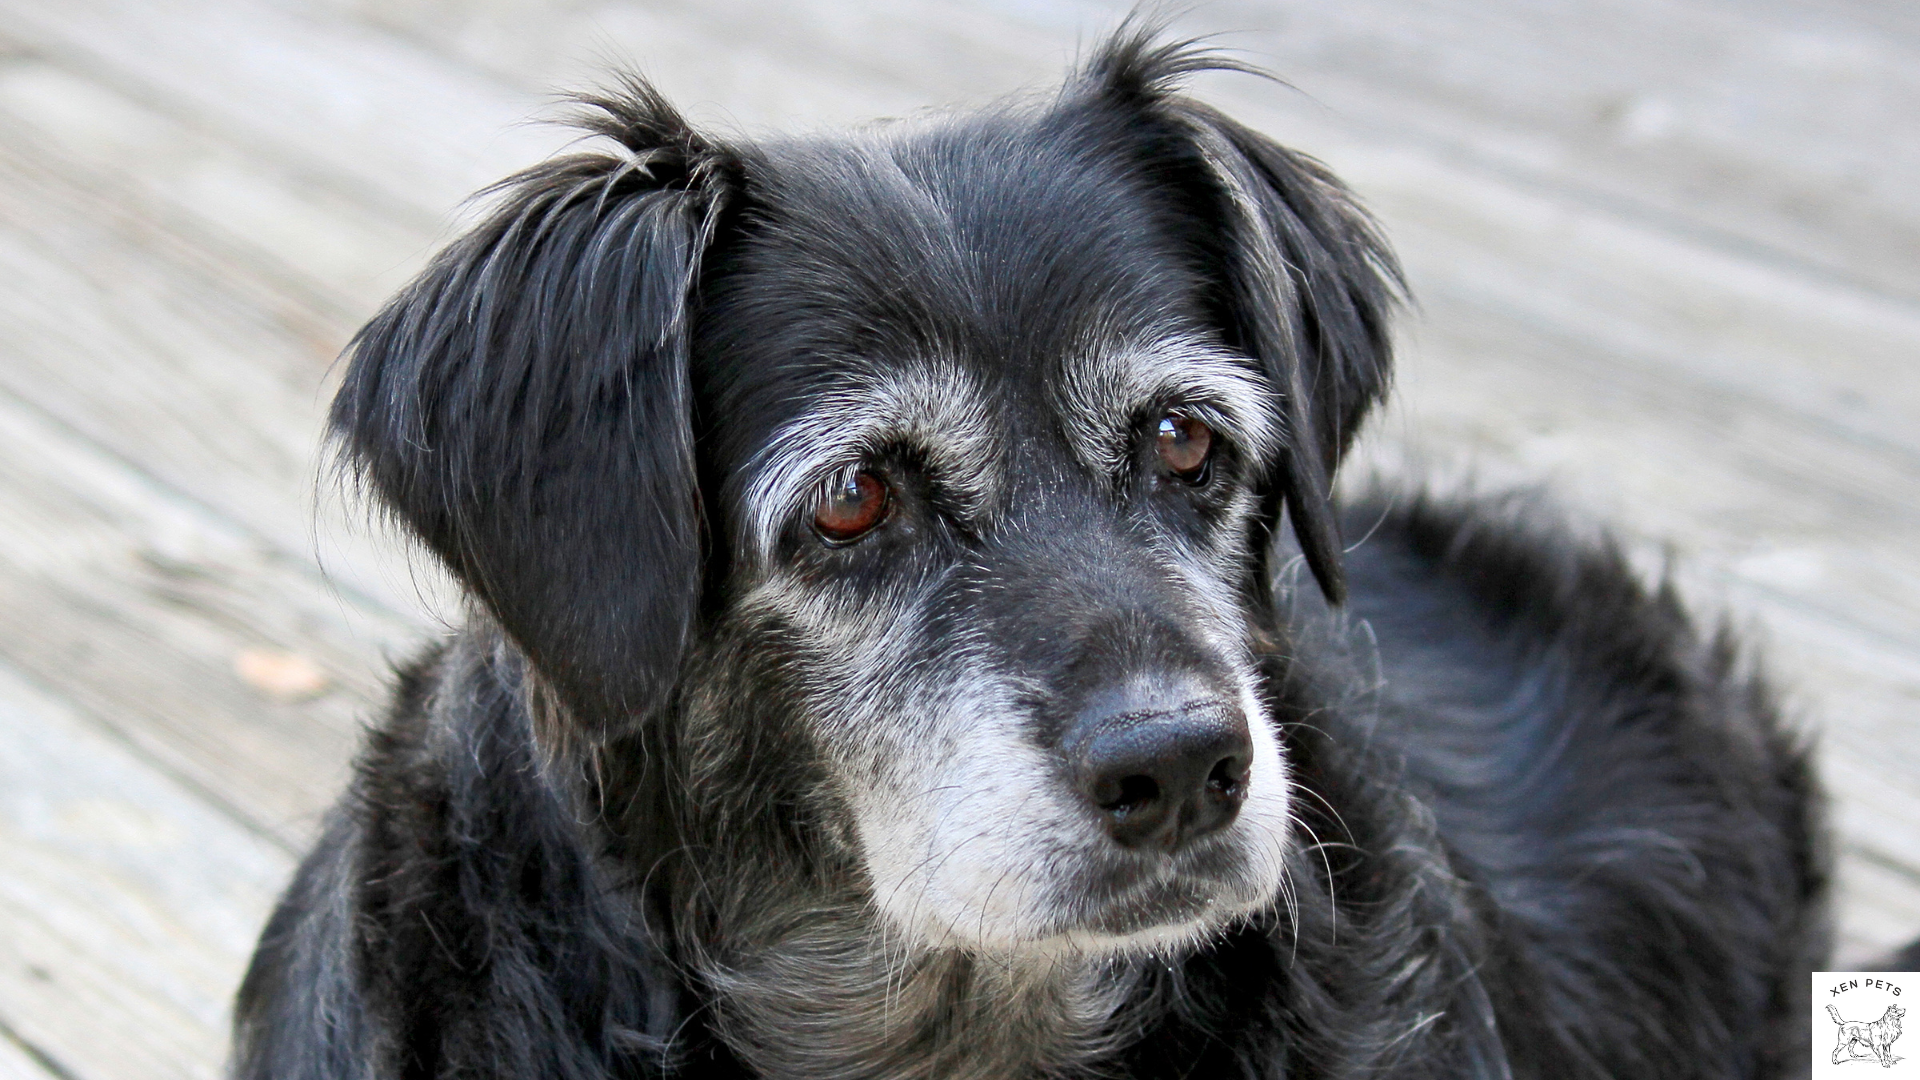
left=333, top=33, right=1398, bottom=957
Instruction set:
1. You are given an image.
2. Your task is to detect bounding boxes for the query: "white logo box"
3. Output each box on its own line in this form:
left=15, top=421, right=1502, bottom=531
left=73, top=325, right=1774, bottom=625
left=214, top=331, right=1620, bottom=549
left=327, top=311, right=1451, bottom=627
left=1815, top=972, right=1915, bottom=1076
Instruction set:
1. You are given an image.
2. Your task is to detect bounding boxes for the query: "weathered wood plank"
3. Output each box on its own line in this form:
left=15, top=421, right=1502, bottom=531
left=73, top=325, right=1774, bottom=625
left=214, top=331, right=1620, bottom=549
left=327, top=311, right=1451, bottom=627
left=0, top=0, right=562, bottom=224
left=317, top=0, right=1061, bottom=127
left=1311, top=129, right=1920, bottom=464
left=1199, top=0, right=1920, bottom=304
left=0, top=380, right=413, bottom=844
left=0, top=53, right=433, bottom=322
left=0, top=43, right=463, bottom=845
left=0, top=64, right=453, bottom=630
left=0, top=659, right=293, bottom=1080
left=1353, top=285, right=1920, bottom=665
left=0, top=382, right=382, bottom=840
left=1832, top=847, right=1920, bottom=967
left=319, top=0, right=1920, bottom=304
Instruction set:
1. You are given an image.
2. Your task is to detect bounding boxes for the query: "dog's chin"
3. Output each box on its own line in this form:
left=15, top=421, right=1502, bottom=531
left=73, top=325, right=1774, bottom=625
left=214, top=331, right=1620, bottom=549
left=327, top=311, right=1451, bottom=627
left=1015, top=875, right=1275, bottom=961
left=870, top=834, right=1286, bottom=962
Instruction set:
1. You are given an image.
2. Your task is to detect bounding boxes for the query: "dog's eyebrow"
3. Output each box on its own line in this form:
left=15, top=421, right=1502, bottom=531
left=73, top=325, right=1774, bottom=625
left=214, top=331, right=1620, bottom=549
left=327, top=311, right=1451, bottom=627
left=737, top=361, right=1003, bottom=559
left=1054, top=336, right=1283, bottom=479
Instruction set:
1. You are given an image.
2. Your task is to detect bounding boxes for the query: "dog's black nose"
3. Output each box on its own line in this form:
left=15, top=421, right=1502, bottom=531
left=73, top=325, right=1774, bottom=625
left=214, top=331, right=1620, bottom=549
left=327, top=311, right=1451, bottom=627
left=1068, top=694, right=1251, bottom=853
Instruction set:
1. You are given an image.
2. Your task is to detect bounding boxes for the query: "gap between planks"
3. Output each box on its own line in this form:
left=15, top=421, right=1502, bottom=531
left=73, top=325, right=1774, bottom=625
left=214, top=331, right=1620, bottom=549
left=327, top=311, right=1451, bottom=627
left=0, top=1018, right=66, bottom=1080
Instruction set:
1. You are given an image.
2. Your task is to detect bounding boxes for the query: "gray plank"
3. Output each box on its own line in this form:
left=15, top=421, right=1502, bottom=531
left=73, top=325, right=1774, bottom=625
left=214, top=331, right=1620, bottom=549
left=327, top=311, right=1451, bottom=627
left=1322, top=128, right=1920, bottom=465
left=317, top=0, right=1066, bottom=126
left=1198, top=0, right=1920, bottom=305
left=322, top=0, right=1920, bottom=303
left=0, top=0, right=564, bottom=223
left=0, top=658, right=293, bottom=1080
left=0, top=379, right=411, bottom=845
left=0, top=70, right=421, bottom=1061
left=0, top=52, right=434, bottom=322
left=0, top=45, right=460, bottom=844
left=1832, top=845, right=1920, bottom=967
left=1350, top=280, right=1920, bottom=663
left=0, top=59, right=453, bottom=631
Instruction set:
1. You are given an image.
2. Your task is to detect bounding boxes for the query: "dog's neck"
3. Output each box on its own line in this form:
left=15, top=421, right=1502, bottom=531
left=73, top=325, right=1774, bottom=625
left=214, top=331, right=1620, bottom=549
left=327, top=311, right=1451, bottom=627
left=568, top=725, right=1147, bottom=1079
left=685, top=894, right=1144, bottom=1080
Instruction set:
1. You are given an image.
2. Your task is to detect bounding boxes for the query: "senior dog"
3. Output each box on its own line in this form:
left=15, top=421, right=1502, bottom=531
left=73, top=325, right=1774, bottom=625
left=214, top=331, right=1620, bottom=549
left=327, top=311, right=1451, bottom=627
left=233, top=29, right=1827, bottom=1079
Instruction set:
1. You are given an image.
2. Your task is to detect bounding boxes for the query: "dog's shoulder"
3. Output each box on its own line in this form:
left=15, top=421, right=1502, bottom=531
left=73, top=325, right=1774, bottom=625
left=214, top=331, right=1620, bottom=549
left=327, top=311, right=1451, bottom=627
left=231, top=646, right=456, bottom=1079
left=234, top=635, right=733, bottom=1080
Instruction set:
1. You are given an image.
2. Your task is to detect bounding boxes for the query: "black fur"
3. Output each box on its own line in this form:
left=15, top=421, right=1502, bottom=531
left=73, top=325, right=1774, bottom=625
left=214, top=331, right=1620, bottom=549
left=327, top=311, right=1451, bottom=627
left=236, top=28, right=1829, bottom=1079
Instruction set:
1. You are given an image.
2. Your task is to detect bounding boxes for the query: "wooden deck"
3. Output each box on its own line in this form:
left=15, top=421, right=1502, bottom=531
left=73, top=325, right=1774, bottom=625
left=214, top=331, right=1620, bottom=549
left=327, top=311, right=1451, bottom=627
left=0, top=0, right=1914, bottom=1074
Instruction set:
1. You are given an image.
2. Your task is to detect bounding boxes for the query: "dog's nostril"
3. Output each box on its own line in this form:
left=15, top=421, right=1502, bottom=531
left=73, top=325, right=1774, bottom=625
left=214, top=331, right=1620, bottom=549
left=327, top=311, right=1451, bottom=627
left=1207, top=754, right=1248, bottom=798
left=1100, top=775, right=1161, bottom=815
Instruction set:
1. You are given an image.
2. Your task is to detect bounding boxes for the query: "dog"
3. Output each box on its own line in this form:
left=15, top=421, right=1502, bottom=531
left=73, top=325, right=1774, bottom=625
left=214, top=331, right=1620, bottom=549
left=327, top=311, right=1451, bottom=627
left=232, top=27, right=1829, bottom=1079
left=1829, top=1004, right=1905, bottom=1067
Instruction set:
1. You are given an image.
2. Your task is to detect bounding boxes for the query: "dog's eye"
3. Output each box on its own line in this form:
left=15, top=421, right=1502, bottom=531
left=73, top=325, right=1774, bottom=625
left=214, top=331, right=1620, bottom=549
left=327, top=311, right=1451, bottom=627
left=1156, top=412, right=1213, bottom=483
left=814, top=471, right=891, bottom=543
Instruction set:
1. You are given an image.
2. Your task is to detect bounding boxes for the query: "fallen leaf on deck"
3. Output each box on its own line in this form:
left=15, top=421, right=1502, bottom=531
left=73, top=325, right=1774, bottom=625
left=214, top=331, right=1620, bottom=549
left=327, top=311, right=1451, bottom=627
left=233, top=647, right=329, bottom=701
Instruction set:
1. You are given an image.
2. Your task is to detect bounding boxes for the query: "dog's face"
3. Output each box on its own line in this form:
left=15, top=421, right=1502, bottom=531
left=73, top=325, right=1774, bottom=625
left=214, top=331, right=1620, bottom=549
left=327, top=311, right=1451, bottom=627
left=333, top=39, right=1397, bottom=958
left=689, top=133, right=1299, bottom=952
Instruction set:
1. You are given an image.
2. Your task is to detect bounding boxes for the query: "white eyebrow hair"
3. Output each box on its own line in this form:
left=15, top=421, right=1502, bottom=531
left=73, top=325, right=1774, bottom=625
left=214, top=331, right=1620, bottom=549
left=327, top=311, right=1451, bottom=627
left=1053, top=335, right=1284, bottom=479
left=738, top=360, right=1003, bottom=560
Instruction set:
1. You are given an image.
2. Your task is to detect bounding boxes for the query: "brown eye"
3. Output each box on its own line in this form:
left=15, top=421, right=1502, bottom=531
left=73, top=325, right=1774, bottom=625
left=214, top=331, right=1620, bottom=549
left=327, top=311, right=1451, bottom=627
left=1156, top=412, right=1213, bottom=482
left=814, top=470, right=891, bottom=543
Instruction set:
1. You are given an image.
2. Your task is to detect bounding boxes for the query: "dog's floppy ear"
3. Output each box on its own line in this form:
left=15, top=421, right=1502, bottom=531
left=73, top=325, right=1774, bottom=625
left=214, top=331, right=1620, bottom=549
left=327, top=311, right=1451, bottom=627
left=1089, top=33, right=1403, bottom=604
left=332, top=78, right=730, bottom=736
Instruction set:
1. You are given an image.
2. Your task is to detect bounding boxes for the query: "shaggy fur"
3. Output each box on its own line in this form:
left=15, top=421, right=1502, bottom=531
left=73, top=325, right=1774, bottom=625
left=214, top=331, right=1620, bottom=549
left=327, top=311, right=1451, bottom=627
left=233, top=28, right=1829, bottom=1080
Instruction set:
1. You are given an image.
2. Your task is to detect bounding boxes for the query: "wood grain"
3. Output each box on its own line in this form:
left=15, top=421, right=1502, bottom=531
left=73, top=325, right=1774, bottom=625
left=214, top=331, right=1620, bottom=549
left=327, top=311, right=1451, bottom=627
left=0, top=660, right=292, bottom=1080
left=0, top=380, right=412, bottom=846
left=0, top=54, right=432, bottom=321
left=1201, top=0, right=1920, bottom=304
left=313, top=0, right=1920, bottom=304
left=0, top=53, right=455, bottom=625
left=0, top=0, right=563, bottom=224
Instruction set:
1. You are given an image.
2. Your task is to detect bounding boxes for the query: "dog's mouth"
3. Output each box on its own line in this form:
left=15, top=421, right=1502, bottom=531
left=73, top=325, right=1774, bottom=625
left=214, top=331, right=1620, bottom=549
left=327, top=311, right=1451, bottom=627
left=859, top=792, right=1287, bottom=958
left=1033, top=834, right=1278, bottom=949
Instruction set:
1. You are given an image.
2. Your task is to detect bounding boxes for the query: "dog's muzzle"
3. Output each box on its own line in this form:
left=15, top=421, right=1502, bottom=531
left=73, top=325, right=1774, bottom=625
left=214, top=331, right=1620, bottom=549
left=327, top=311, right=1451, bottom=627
left=1066, top=689, right=1252, bottom=854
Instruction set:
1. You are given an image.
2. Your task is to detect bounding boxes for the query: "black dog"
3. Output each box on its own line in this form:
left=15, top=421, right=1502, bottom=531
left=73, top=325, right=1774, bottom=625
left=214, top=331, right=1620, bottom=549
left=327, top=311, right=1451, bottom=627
left=233, top=30, right=1827, bottom=1079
